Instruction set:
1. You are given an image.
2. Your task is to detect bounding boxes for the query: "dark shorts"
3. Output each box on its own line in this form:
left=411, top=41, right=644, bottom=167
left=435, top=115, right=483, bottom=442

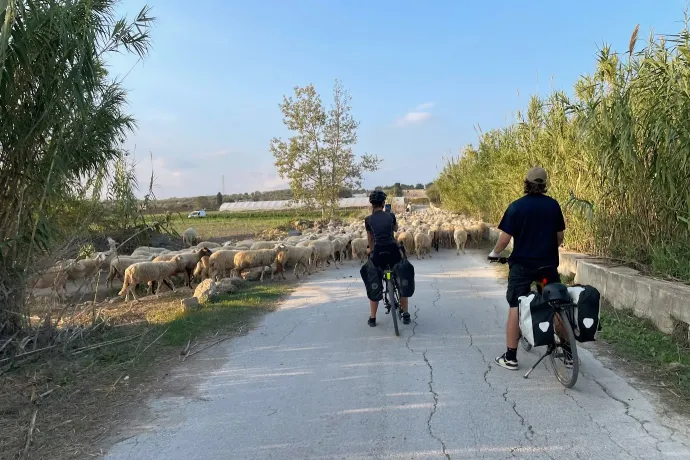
left=506, top=263, right=561, bottom=307
left=371, top=243, right=402, bottom=270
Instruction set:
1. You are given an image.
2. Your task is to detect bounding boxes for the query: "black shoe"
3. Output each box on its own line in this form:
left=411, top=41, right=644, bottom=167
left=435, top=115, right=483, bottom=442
left=368, top=317, right=376, bottom=327
left=402, top=312, right=411, bottom=324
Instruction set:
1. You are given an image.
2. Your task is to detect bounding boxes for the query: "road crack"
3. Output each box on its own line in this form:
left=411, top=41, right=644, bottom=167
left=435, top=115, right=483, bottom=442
left=563, top=388, right=637, bottom=459
left=586, top=375, right=664, bottom=455
left=405, top=298, right=450, bottom=458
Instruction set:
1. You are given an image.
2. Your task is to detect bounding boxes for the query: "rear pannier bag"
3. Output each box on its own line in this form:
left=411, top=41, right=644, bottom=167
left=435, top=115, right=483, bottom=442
left=360, top=259, right=383, bottom=302
left=393, top=259, right=416, bottom=298
left=567, top=284, right=601, bottom=343
left=518, top=291, right=555, bottom=347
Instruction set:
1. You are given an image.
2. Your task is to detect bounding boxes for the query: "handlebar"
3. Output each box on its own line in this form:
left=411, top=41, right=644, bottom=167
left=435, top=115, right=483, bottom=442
left=488, top=256, right=509, bottom=264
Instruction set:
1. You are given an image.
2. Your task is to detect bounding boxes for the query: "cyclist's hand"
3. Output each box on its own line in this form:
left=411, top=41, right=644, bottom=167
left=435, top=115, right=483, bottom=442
left=367, top=246, right=372, bottom=255
left=488, top=250, right=500, bottom=260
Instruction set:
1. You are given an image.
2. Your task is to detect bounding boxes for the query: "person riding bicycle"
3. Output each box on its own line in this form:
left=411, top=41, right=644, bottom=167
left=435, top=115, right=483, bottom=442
left=489, top=167, right=565, bottom=370
left=365, top=190, right=411, bottom=327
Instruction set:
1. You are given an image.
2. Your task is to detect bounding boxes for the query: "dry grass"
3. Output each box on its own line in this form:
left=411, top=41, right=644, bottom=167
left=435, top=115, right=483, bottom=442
left=0, top=283, right=293, bottom=459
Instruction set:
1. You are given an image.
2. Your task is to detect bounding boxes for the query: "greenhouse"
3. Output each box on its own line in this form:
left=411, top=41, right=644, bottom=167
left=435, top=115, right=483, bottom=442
left=218, top=197, right=405, bottom=213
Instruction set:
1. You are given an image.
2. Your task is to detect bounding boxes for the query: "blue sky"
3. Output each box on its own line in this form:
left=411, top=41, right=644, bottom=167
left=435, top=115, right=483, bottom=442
left=108, top=0, right=687, bottom=198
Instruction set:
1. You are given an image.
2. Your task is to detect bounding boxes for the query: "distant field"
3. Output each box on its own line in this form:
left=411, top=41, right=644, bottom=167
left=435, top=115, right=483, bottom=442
left=154, top=209, right=365, bottom=241
left=403, top=190, right=427, bottom=198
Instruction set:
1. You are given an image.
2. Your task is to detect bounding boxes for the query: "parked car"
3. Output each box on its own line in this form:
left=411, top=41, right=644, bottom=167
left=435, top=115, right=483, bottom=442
left=187, top=209, right=207, bottom=218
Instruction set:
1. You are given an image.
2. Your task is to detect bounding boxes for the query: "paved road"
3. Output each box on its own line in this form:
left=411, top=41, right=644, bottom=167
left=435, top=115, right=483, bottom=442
left=105, top=250, right=690, bottom=460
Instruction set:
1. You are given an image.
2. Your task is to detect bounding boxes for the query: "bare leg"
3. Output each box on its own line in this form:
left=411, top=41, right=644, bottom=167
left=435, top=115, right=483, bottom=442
left=401, top=296, right=409, bottom=313
left=507, top=307, right=519, bottom=349
left=369, top=300, right=378, bottom=318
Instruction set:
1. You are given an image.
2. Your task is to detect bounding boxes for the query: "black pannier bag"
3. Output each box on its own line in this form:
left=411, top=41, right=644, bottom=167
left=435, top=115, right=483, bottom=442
left=518, top=291, right=555, bottom=347
left=360, top=259, right=383, bottom=302
left=393, top=258, right=415, bottom=298
left=567, top=284, right=601, bottom=342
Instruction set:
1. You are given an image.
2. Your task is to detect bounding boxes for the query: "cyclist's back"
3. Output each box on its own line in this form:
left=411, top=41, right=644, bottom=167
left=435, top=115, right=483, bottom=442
left=365, top=210, right=397, bottom=248
left=499, top=193, right=563, bottom=269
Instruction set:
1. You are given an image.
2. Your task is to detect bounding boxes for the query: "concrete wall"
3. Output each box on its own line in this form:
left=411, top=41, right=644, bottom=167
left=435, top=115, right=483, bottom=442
left=558, top=251, right=690, bottom=334
left=487, top=227, right=690, bottom=335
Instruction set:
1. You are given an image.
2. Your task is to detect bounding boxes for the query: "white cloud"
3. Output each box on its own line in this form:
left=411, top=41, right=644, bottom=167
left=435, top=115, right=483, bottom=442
left=414, top=102, right=435, bottom=110
left=395, top=102, right=435, bottom=127
left=396, top=111, right=432, bottom=126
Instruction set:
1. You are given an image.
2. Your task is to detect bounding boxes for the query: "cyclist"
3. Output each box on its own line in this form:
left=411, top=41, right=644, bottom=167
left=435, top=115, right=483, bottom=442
left=365, top=190, right=411, bottom=327
left=489, top=167, right=565, bottom=370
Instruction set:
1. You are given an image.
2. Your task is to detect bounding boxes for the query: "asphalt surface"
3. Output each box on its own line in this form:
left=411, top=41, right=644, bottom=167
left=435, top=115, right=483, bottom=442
left=105, top=249, right=690, bottom=460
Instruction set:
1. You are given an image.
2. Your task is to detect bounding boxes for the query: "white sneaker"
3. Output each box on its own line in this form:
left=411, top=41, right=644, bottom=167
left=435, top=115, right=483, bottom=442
left=494, top=353, right=518, bottom=370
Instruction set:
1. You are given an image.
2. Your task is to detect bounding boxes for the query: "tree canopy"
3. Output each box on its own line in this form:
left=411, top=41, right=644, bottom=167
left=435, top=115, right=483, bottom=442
left=270, top=80, right=380, bottom=217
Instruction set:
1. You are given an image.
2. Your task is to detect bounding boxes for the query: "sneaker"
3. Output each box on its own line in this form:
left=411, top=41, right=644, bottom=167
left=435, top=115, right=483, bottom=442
left=368, top=317, right=376, bottom=327
left=402, top=312, right=411, bottom=325
left=494, top=353, right=518, bottom=370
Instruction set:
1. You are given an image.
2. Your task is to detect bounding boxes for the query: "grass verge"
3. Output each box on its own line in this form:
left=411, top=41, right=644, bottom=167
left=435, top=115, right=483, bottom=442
left=0, top=283, right=293, bottom=460
left=597, top=301, right=690, bottom=408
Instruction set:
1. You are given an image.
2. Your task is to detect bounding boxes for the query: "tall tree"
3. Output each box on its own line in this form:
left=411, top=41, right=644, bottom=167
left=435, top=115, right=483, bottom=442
left=271, top=80, right=380, bottom=217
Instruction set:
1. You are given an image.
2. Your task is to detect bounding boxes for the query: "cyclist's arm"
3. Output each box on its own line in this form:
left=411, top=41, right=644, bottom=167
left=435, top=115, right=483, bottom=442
left=557, top=231, right=564, bottom=247
left=492, top=231, right=512, bottom=254
left=367, top=231, right=374, bottom=254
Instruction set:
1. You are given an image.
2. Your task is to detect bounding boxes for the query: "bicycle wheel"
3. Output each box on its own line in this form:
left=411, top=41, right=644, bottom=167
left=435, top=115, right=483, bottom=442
left=549, top=309, right=579, bottom=388
left=388, top=279, right=399, bottom=337
left=520, top=335, right=532, bottom=352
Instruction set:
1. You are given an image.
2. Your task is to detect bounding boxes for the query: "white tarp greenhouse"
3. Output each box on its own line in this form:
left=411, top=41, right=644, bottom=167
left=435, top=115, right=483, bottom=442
left=218, top=197, right=405, bottom=213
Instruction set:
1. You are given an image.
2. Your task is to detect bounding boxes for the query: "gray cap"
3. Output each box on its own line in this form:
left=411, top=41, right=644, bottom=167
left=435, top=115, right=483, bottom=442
left=526, top=167, right=547, bottom=184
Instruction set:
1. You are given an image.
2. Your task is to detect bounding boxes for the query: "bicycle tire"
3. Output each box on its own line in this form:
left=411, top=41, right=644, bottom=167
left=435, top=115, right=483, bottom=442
left=549, top=309, right=579, bottom=388
left=388, top=279, right=399, bottom=337
left=520, top=336, right=532, bottom=352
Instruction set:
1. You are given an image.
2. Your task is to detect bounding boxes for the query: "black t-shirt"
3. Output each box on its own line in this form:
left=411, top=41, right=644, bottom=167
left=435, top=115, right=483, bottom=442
left=498, top=194, right=566, bottom=269
left=365, top=211, right=397, bottom=247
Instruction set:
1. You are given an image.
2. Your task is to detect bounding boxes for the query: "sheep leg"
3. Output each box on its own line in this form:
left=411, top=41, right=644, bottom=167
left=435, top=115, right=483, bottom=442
left=162, top=278, right=175, bottom=292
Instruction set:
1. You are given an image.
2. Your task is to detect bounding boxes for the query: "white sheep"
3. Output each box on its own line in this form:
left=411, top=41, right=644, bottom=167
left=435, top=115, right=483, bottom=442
left=182, top=228, right=198, bottom=247
left=397, top=232, right=415, bottom=256
left=65, top=253, right=109, bottom=291
left=153, top=247, right=213, bottom=288
left=118, top=256, right=184, bottom=301
left=195, top=241, right=221, bottom=249
left=233, top=246, right=288, bottom=282
left=454, top=227, right=468, bottom=255
left=350, top=238, right=369, bottom=263
left=208, top=250, right=240, bottom=280
left=308, top=240, right=337, bottom=269
left=414, top=232, right=432, bottom=260
left=29, top=261, right=70, bottom=299
left=106, top=255, right=155, bottom=288
left=275, top=246, right=314, bottom=279
left=250, top=241, right=281, bottom=250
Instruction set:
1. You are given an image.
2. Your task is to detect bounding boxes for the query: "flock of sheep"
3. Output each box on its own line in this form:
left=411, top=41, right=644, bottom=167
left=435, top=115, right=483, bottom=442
left=30, top=207, right=489, bottom=303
